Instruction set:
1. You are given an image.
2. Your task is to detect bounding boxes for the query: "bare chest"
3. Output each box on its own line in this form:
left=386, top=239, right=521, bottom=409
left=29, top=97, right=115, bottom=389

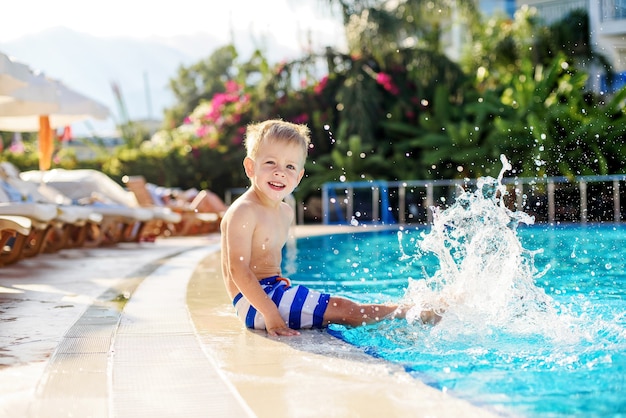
left=251, top=221, right=289, bottom=255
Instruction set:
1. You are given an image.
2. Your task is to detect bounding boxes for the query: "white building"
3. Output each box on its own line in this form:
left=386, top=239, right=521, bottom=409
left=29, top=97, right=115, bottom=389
left=518, top=0, right=626, bottom=92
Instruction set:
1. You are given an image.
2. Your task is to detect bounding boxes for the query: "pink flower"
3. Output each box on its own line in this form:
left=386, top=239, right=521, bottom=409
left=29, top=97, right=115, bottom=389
left=376, top=72, right=392, bottom=85
left=196, top=125, right=208, bottom=138
left=314, top=76, right=328, bottom=95
left=8, top=142, right=25, bottom=154
left=232, top=127, right=246, bottom=145
left=211, top=93, right=230, bottom=109
left=224, top=80, right=239, bottom=93
left=292, top=113, right=309, bottom=124
left=376, top=72, right=399, bottom=95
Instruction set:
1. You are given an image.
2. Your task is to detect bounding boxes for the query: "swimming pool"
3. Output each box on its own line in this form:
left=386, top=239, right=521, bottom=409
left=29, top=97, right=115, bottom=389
left=286, top=180, right=626, bottom=417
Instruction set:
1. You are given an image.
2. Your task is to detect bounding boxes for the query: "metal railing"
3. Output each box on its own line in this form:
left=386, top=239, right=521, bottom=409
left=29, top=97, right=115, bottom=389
left=320, top=175, right=626, bottom=225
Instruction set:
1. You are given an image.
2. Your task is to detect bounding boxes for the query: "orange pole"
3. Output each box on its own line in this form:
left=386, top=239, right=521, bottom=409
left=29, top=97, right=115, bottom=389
left=38, top=115, right=53, bottom=171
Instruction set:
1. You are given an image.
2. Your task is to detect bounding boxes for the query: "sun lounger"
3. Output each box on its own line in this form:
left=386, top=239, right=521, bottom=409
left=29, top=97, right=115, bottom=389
left=123, top=175, right=222, bottom=236
left=0, top=162, right=103, bottom=251
left=0, top=215, right=32, bottom=266
left=0, top=197, right=58, bottom=262
left=20, top=169, right=179, bottom=244
left=0, top=163, right=62, bottom=261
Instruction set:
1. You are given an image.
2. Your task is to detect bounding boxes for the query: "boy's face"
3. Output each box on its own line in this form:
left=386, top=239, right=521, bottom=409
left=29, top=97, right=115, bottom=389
left=244, top=139, right=305, bottom=202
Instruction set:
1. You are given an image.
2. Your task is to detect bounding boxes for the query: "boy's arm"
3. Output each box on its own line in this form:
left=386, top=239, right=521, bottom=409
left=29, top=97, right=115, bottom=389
left=223, top=205, right=300, bottom=336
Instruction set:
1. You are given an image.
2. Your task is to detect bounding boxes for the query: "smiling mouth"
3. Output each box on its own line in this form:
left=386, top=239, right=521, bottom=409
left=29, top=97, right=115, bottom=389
left=268, top=181, right=285, bottom=190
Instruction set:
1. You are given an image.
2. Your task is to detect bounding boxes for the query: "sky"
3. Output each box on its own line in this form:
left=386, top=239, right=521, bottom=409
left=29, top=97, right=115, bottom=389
left=1, top=0, right=346, bottom=135
left=0, top=0, right=345, bottom=52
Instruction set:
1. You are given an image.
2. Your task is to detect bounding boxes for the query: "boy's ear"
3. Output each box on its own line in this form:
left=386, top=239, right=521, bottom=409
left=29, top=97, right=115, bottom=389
left=243, top=157, right=255, bottom=178
left=297, top=168, right=305, bottom=183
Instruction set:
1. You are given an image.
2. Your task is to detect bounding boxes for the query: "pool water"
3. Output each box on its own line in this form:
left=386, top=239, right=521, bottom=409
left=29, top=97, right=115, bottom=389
left=286, top=178, right=626, bottom=417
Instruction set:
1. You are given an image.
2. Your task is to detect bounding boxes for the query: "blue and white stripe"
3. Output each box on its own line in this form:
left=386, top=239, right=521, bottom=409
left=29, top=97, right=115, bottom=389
left=233, top=276, right=330, bottom=330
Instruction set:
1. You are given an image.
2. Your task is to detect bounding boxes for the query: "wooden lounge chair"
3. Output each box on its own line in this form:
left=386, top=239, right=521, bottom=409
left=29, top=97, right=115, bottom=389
left=123, top=176, right=223, bottom=236
left=0, top=215, right=32, bottom=266
left=0, top=162, right=103, bottom=251
left=20, top=169, right=178, bottom=245
left=0, top=193, right=58, bottom=263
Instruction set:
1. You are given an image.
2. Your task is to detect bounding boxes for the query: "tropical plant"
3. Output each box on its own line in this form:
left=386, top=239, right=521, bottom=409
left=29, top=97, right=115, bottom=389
left=298, top=127, right=392, bottom=199
left=165, top=45, right=240, bottom=129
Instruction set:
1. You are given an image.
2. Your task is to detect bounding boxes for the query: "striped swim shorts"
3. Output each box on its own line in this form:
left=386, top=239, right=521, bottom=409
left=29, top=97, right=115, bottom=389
left=232, top=276, right=331, bottom=330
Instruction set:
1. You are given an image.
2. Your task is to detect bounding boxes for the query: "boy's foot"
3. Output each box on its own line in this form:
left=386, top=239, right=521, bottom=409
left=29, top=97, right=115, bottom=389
left=392, top=306, right=443, bottom=325
left=420, top=309, right=442, bottom=325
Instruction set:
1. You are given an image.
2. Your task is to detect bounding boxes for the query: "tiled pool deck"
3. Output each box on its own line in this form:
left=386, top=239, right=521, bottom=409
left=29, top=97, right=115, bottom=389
left=0, top=226, right=499, bottom=417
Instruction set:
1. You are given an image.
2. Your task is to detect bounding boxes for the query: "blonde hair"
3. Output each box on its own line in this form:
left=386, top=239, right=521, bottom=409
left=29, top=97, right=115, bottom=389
left=245, top=119, right=311, bottom=160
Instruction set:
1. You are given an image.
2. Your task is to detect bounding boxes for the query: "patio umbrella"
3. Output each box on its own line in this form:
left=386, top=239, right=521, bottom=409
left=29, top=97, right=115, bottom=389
left=0, top=51, right=59, bottom=112
left=0, top=52, right=30, bottom=100
left=0, top=54, right=110, bottom=170
left=0, top=85, right=110, bottom=169
left=0, top=78, right=110, bottom=132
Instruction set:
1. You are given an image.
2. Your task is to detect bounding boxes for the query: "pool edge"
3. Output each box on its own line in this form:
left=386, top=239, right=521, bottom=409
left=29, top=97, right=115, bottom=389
left=188, top=224, right=502, bottom=417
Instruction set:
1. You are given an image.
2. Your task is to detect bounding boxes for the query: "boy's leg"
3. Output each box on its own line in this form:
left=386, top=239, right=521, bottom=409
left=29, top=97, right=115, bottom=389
left=323, top=296, right=400, bottom=327
left=323, top=296, right=442, bottom=327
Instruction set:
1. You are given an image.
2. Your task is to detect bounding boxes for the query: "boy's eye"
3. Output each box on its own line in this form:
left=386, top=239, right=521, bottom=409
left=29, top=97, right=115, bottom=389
left=286, top=164, right=296, bottom=170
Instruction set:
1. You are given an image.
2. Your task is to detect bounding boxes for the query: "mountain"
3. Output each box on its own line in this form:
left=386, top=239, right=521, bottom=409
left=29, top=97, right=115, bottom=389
left=0, top=27, right=224, bottom=135
left=0, top=25, right=343, bottom=136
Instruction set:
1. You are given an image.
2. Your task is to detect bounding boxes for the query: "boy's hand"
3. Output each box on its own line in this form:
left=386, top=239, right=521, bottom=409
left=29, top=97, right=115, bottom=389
left=267, top=326, right=301, bottom=337
left=266, top=316, right=300, bottom=336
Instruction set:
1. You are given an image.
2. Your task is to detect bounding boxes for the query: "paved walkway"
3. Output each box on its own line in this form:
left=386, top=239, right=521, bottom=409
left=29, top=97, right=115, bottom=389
left=0, top=230, right=499, bottom=418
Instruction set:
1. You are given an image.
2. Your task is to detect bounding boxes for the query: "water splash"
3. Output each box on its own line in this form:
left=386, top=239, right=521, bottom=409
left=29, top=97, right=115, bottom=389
left=403, top=155, right=576, bottom=340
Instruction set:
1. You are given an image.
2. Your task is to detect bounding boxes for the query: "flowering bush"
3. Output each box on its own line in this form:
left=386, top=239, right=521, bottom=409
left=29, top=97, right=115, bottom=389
left=182, top=80, right=250, bottom=150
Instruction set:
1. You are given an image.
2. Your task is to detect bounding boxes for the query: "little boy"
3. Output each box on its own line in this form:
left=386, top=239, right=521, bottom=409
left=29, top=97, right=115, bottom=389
left=221, top=119, right=435, bottom=336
